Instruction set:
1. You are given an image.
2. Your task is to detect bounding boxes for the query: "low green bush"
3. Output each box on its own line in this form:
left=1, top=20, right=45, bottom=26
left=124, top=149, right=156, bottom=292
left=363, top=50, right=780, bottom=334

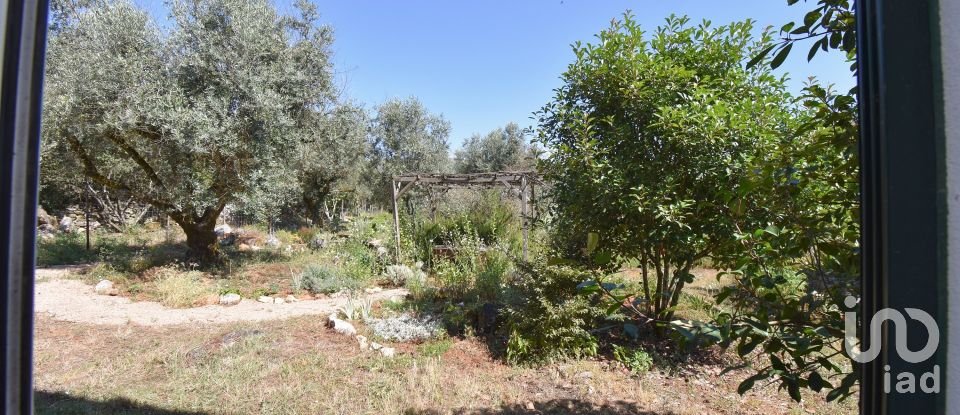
left=501, top=259, right=611, bottom=365
left=428, top=227, right=511, bottom=302
left=300, top=264, right=362, bottom=294
left=612, top=344, right=654, bottom=374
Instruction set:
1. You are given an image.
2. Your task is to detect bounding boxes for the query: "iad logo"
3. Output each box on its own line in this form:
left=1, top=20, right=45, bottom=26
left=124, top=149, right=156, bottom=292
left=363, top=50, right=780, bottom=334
left=843, top=296, right=941, bottom=393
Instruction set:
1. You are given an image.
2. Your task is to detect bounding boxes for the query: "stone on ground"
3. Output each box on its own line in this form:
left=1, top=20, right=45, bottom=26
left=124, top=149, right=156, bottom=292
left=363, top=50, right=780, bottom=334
left=94, top=280, right=114, bottom=295
left=219, top=293, right=241, bottom=306
left=328, top=316, right=357, bottom=336
left=379, top=347, right=396, bottom=358
left=356, top=334, right=369, bottom=350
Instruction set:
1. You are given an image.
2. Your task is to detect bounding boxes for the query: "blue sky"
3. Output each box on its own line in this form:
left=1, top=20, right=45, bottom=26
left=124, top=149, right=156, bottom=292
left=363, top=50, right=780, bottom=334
left=135, top=0, right=856, bottom=149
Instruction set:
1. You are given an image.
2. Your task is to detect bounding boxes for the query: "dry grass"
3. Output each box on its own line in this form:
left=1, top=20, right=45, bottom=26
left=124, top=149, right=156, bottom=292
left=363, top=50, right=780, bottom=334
left=151, top=267, right=218, bottom=308
left=33, top=315, right=856, bottom=415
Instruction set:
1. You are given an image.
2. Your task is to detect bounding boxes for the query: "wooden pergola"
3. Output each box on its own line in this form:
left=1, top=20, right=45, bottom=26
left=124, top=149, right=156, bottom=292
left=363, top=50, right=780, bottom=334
left=390, top=171, right=542, bottom=260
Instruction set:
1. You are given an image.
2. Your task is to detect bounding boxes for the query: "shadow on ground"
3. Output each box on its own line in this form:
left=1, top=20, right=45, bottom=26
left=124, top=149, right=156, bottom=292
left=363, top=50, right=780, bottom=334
left=35, top=391, right=213, bottom=415
left=406, top=399, right=673, bottom=415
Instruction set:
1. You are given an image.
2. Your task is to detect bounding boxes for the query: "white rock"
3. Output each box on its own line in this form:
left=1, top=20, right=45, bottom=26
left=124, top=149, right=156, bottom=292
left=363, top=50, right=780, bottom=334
left=257, top=296, right=273, bottom=304
left=376, top=246, right=389, bottom=257
left=356, top=335, right=369, bottom=350
left=364, top=287, right=383, bottom=294
left=367, top=239, right=383, bottom=248
left=330, top=318, right=357, bottom=336
left=214, top=223, right=233, bottom=237
left=380, top=347, right=396, bottom=358
left=265, top=235, right=281, bottom=248
left=219, top=293, right=241, bottom=306
left=285, top=295, right=297, bottom=303
left=59, top=216, right=74, bottom=232
left=273, top=297, right=285, bottom=304
left=369, top=342, right=383, bottom=351
left=94, top=279, right=114, bottom=295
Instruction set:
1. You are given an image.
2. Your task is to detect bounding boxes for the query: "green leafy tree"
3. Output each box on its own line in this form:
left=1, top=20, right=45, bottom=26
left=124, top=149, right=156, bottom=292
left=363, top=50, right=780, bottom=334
left=454, top=122, right=533, bottom=173
left=715, top=0, right=860, bottom=402
left=43, top=0, right=337, bottom=261
left=368, top=97, right=451, bottom=205
left=714, top=83, right=859, bottom=403
left=536, top=14, right=794, bottom=322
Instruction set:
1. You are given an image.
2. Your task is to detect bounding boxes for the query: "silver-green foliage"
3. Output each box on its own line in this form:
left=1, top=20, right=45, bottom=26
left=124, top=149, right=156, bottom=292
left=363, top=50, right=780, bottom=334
left=43, top=0, right=340, bottom=258
left=368, top=97, right=451, bottom=205
left=453, top=122, right=534, bottom=173
left=300, top=264, right=362, bottom=294
left=367, top=314, right=444, bottom=342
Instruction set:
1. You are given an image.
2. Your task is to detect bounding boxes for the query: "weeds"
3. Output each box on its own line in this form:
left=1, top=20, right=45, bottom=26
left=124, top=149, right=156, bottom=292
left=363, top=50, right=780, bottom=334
left=612, top=344, right=654, bottom=374
left=152, top=266, right=216, bottom=308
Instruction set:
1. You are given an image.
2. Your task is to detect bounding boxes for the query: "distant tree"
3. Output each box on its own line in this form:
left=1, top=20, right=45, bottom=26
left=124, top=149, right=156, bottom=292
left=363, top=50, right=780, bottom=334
left=43, top=0, right=337, bottom=261
left=297, top=103, right=369, bottom=226
left=454, top=122, right=532, bottom=173
left=368, top=97, right=451, bottom=205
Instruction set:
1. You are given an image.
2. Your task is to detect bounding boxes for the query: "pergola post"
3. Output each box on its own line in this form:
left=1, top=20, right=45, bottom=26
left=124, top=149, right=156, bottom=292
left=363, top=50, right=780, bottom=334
left=391, top=179, right=401, bottom=262
left=521, top=175, right=529, bottom=260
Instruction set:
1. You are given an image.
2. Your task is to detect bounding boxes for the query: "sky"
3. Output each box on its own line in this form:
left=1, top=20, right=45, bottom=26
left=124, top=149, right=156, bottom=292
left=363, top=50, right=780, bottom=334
left=134, top=0, right=856, bottom=149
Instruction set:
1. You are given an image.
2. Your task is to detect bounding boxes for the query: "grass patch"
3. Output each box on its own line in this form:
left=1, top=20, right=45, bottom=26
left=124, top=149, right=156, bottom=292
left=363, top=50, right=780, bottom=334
left=418, top=338, right=454, bottom=358
left=151, top=267, right=216, bottom=308
left=36, top=233, right=99, bottom=266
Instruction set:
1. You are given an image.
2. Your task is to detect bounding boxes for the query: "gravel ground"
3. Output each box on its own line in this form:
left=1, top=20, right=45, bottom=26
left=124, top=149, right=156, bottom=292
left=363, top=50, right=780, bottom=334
left=33, top=267, right=407, bottom=326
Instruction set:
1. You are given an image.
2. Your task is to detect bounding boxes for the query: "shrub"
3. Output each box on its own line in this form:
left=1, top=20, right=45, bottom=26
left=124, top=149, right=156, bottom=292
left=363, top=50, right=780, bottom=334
left=300, top=264, right=362, bottom=294
left=383, top=264, right=425, bottom=287
left=336, top=236, right=386, bottom=279
left=367, top=313, right=445, bottom=343
left=274, top=230, right=301, bottom=245
left=405, top=190, right=522, bottom=266
left=430, top=228, right=511, bottom=303
left=153, top=267, right=215, bottom=308
left=502, top=259, right=611, bottom=365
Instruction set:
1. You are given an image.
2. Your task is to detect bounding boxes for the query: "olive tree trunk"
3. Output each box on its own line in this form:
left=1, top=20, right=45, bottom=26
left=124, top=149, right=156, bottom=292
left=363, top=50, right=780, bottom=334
left=169, top=204, right=225, bottom=264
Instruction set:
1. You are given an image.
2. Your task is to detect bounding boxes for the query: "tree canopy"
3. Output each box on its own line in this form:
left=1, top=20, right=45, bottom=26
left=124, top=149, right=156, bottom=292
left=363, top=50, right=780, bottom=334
left=43, top=0, right=340, bottom=259
left=536, top=14, right=795, bottom=321
left=367, top=97, right=451, bottom=204
left=454, top=122, right=533, bottom=173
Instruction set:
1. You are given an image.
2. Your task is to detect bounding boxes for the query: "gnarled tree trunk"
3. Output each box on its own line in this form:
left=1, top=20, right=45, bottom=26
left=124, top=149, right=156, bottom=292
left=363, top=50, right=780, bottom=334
left=169, top=204, right=225, bottom=264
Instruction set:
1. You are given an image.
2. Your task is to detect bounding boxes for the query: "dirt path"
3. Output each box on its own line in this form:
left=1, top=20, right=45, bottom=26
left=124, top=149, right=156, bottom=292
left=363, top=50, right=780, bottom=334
left=34, top=267, right=407, bottom=326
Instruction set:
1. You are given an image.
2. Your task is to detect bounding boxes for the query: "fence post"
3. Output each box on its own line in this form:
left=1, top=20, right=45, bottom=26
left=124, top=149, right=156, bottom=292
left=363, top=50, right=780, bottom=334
left=392, top=179, right=401, bottom=262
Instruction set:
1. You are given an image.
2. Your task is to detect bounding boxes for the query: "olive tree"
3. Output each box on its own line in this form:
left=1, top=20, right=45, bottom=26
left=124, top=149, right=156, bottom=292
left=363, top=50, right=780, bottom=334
left=296, top=103, right=369, bottom=226
left=43, top=0, right=337, bottom=261
left=367, top=97, right=451, bottom=206
left=536, top=14, right=794, bottom=322
left=454, top=122, right=532, bottom=173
